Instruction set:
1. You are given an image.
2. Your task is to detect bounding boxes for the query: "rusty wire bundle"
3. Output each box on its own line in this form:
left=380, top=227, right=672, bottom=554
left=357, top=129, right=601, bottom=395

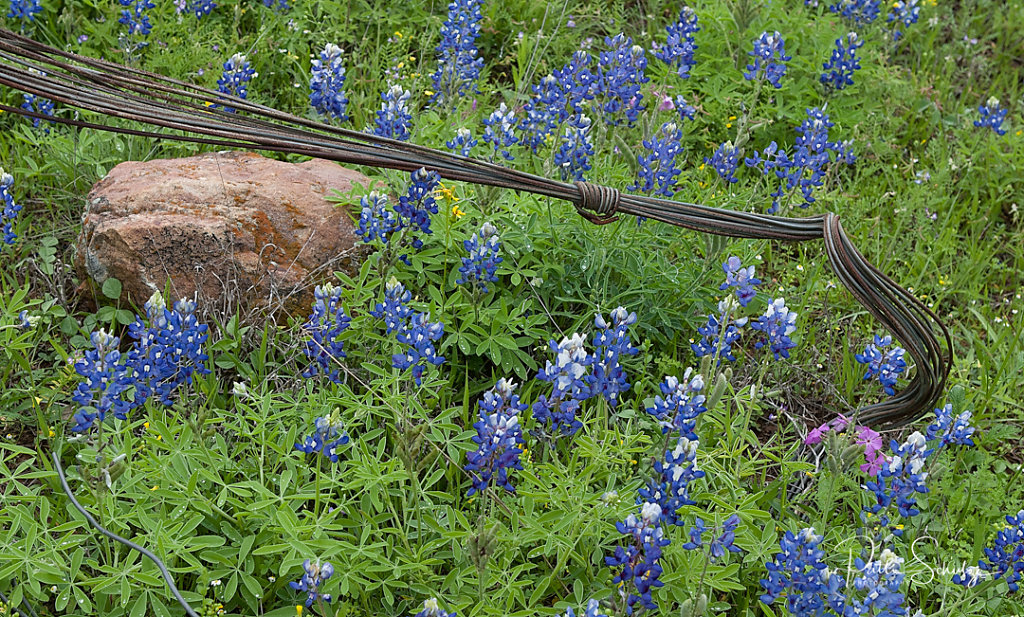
left=0, top=28, right=950, bottom=429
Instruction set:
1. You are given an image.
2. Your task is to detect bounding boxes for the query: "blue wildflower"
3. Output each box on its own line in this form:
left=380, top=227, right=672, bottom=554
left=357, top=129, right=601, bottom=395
left=289, top=559, right=334, bottom=607
left=309, top=43, right=349, bottom=122
left=637, top=436, right=705, bottom=526
left=645, top=369, right=706, bottom=437
left=429, top=0, right=484, bottom=106
left=1, top=169, right=22, bottom=245
left=974, top=96, right=1008, bottom=135
left=953, top=565, right=988, bottom=589
left=295, top=410, right=350, bottom=463
left=392, top=312, right=445, bottom=386
left=446, top=127, right=478, bottom=157
left=17, top=310, right=35, bottom=331
left=395, top=167, right=441, bottom=250
left=760, top=528, right=848, bottom=617
left=561, top=599, right=607, bottom=617
left=126, top=294, right=211, bottom=406
left=605, top=501, right=671, bottom=613
left=829, top=0, right=881, bottom=24
left=373, top=84, right=413, bottom=141
left=821, top=32, right=863, bottom=91
left=590, top=307, right=639, bottom=407
left=262, top=0, right=289, bottom=10
left=554, top=50, right=598, bottom=114
left=744, top=31, right=791, bottom=88
left=970, top=510, right=1024, bottom=593
left=653, top=6, right=699, bottom=79
left=720, top=256, right=762, bottom=306
left=862, top=431, right=931, bottom=535
left=554, top=113, right=595, bottom=181
left=533, top=333, right=593, bottom=437
left=925, top=403, right=975, bottom=448
left=7, top=0, right=41, bottom=26
left=482, top=103, right=518, bottom=162
left=118, top=0, right=154, bottom=36
left=629, top=121, right=684, bottom=197
left=705, top=141, right=740, bottom=184
left=370, top=278, right=412, bottom=334
left=189, top=0, right=215, bottom=18
left=414, top=598, right=457, bottom=617
left=888, top=0, right=920, bottom=40
left=596, top=34, right=649, bottom=126
left=692, top=297, right=748, bottom=363
left=683, top=513, right=742, bottom=561
left=518, top=74, right=569, bottom=152
left=751, top=298, right=798, bottom=359
left=355, top=191, right=397, bottom=244
left=672, top=95, right=697, bottom=121
left=20, top=92, right=55, bottom=133
left=70, top=329, right=135, bottom=433
left=215, top=53, right=256, bottom=112
left=848, top=550, right=907, bottom=616
left=301, top=283, right=351, bottom=383
left=464, top=378, right=526, bottom=496
left=855, top=334, right=907, bottom=395
left=457, top=222, right=502, bottom=294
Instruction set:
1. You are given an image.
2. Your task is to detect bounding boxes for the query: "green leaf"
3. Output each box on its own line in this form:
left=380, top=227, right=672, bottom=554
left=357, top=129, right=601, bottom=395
left=101, top=277, right=123, bottom=300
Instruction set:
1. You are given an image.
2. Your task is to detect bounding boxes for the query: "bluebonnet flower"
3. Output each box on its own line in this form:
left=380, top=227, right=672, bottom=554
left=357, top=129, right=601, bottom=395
left=414, top=598, right=457, bottom=617
left=705, top=141, right=740, bottom=184
left=969, top=510, right=1024, bottom=592
left=262, top=0, right=289, bottom=10
left=482, top=103, right=518, bottom=162
left=745, top=107, right=854, bottom=213
left=189, top=0, right=215, bottom=19
left=457, top=222, right=502, bottom=293
left=751, top=298, right=798, bottom=359
left=760, top=528, right=848, bottom=617
left=663, top=94, right=697, bottom=122
left=309, top=43, right=349, bottom=122
left=925, top=403, right=975, bottom=448
left=862, top=431, right=931, bottom=535
left=394, top=167, right=441, bottom=251
left=118, top=0, right=155, bottom=37
left=533, top=333, right=593, bottom=437
left=1, top=169, right=22, bottom=245
left=355, top=191, right=397, bottom=244
left=974, top=96, right=1008, bottom=135
left=720, top=256, right=762, bottom=306
left=289, top=559, right=334, bottom=607
left=392, top=312, right=445, bottom=386
left=70, top=330, right=135, bottom=433
left=692, top=297, right=748, bottom=363
left=126, top=293, right=211, bottom=406
left=561, top=599, right=606, bottom=617
left=653, top=6, right=699, bottom=79
left=888, top=0, right=920, bottom=41
left=554, top=50, right=598, bottom=113
left=295, top=410, right=350, bottom=463
left=848, top=550, right=907, bottom=616
left=370, top=278, right=412, bottom=334
left=637, top=437, right=705, bottom=526
left=301, top=283, right=351, bottom=383
left=519, top=74, right=569, bottom=152
left=429, top=0, right=484, bottom=106
left=829, top=0, right=881, bottom=24
left=20, top=92, right=55, bottom=133
left=374, top=84, right=413, bottom=141
left=953, top=565, right=988, bottom=589
left=606, top=502, right=671, bottom=613
left=17, top=310, right=36, bottom=331
left=683, top=513, right=742, bottom=561
left=215, top=53, right=256, bottom=113
left=596, top=34, right=649, bottom=126
left=821, top=32, right=863, bottom=91
left=590, top=307, right=639, bottom=407
left=744, top=31, right=791, bottom=89
left=446, top=127, right=478, bottom=157
left=645, top=369, right=706, bottom=437
left=554, top=113, right=595, bottom=181
left=7, top=0, right=41, bottom=27
left=464, top=378, right=526, bottom=496
left=630, top=121, right=684, bottom=197
left=855, top=334, right=907, bottom=395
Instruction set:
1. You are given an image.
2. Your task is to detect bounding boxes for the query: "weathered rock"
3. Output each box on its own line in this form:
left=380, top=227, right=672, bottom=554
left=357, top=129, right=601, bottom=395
left=76, top=151, right=369, bottom=317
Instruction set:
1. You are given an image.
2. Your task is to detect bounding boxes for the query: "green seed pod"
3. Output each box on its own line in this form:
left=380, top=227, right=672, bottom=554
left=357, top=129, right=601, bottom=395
left=694, top=593, right=708, bottom=617
left=706, top=371, right=730, bottom=412
left=679, top=598, right=694, bottom=617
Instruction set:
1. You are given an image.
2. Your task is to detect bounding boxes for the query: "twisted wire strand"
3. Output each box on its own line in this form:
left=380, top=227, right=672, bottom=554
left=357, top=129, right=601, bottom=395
left=0, top=28, right=950, bottom=428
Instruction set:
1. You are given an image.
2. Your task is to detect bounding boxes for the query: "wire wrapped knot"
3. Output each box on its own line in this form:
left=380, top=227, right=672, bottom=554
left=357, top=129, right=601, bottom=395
left=573, top=181, right=620, bottom=225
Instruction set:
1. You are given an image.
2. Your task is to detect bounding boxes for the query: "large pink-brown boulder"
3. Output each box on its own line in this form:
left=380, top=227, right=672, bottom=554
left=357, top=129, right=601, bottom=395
left=76, top=151, right=369, bottom=317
